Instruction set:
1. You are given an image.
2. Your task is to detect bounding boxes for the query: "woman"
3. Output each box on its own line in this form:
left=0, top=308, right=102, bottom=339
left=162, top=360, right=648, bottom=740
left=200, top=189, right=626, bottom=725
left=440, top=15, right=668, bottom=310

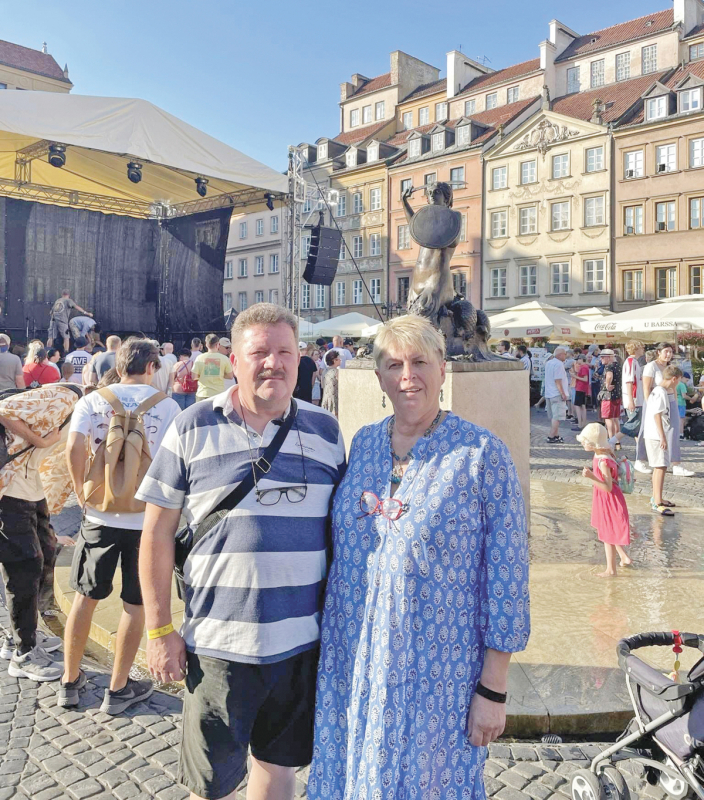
left=46, top=348, right=62, bottom=377
left=307, top=315, right=530, bottom=800
left=170, top=348, right=198, bottom=411
left=639, top=342, right=694, bottom=481
left=320, top=349, right=341, bottom=417
left=22, top=348, right=60, bottom=387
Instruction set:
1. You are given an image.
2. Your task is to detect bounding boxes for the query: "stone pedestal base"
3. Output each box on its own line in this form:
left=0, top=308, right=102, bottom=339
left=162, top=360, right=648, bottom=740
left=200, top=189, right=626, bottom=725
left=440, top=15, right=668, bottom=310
left=339, top=359, right=530, bottom=514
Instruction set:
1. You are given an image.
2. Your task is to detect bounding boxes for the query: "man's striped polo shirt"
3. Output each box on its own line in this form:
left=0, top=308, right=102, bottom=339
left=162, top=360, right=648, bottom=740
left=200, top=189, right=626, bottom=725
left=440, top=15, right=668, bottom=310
left=136, top=387, right=346, bottom=664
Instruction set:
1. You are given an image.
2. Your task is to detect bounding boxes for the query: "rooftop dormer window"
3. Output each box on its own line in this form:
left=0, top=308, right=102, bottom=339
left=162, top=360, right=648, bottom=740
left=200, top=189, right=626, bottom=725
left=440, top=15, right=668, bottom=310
left=318, top=143, right=328, bottom=161
left=432, top=132, right=445, bottom=152
left=409, top=138, right=422, bottom=158
left=346, top=150, right=357, bottom=167
left=646, top=95, right=668, bottom=121
left=456, top=124, right=470, bottom=146
left=367, top=143, right=379, bottom=162
left=680, top=87, right=702, bottom=113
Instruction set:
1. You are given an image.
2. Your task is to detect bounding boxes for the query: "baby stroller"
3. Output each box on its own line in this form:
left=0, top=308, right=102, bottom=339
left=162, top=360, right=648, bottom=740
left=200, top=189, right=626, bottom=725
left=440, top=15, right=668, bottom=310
left=571, top=632, right=704, bottom=800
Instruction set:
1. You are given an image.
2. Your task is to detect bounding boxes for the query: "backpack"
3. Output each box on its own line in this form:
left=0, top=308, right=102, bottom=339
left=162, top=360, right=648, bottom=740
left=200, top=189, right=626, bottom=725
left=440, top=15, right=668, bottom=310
left=83, top=387, right=167, bottom=514
left=598, top=455, right=635, bottom=495
left=175, top=362, right=198, bottom=394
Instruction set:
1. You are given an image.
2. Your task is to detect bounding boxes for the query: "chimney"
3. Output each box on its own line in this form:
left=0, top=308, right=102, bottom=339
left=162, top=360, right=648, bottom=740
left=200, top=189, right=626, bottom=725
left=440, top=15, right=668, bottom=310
left=350, top=74, right=368, bottom=89
left=340, top=81, right=355, bottom=102
left=673, top=0, right=700, bottom=34
left=591, top=98, right=604, bottom=124
left=446, top=50, right=491, bottom=99
left=42, top=42, right=48, bottom=54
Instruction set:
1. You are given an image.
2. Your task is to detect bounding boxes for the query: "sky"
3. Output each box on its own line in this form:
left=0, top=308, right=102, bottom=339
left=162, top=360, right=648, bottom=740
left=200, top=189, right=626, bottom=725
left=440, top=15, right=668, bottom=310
left=4, top=0, right=666, bottom=172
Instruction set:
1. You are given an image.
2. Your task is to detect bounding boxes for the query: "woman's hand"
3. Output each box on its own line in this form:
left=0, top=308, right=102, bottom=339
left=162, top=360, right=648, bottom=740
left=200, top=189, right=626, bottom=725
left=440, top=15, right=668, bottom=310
left=467, top=694, right=506, bottom=747
left=582, top=467, right=593, bottom=479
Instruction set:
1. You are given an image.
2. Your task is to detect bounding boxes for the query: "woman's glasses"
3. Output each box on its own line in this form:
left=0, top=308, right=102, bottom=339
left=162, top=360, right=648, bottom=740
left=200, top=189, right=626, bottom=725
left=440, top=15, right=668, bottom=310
left=359, top=491, right=408, bottom=521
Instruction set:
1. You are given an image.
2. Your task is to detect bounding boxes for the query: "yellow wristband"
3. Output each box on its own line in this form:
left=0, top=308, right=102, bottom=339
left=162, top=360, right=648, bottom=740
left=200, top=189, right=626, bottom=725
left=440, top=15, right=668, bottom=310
left=147, top=623, right=175, bottom=640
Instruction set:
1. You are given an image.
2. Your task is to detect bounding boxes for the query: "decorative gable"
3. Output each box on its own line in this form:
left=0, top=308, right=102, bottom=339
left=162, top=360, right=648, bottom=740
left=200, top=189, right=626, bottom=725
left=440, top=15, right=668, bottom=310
left=512, top=118, right=581, bottom=158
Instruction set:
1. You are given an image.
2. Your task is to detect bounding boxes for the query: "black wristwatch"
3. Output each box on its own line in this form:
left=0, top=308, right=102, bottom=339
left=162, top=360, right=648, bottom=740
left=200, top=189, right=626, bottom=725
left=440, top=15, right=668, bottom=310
left=475, top=681, right=507, bottom=704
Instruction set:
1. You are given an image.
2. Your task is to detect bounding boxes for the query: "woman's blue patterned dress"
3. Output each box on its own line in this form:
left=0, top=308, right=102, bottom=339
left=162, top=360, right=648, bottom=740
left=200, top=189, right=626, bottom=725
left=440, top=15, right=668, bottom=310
left=307, top=412, right=530, bottom=800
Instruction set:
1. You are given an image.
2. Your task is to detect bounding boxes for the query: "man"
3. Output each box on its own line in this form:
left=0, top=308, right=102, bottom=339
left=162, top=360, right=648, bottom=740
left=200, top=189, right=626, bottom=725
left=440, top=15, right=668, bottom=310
left=68, top=315, right=96, bottom=342
left=60, top=339, right=180, bottom=712
left=620, top=340, right=650, bottom=473
left=0, top=334, right=24, bottom=391
left=295, top=341, right=317, bottom=403
left=217, top=337, right=231, bottom=358
left=161, top=342, right=177, bottom=369
left=189, top=338, right=203, bottom=363
left=328, top=335, right=352, bottom=368
left=599, top=349, right=622, bottom=440
left=136, top=303, right=346, bottom=800
left=48, top=290, right=92, bottom=352
left=516, top=345, right=532, bottom=372
left=191, top=334, right=234, bottom=400
left=544, top=347, right=569, bottom=444
left=65, top=337, right=92, bottom=385
left=497, top=340, right=515, bottom=359
left=85, top=335, right=121, bottom=386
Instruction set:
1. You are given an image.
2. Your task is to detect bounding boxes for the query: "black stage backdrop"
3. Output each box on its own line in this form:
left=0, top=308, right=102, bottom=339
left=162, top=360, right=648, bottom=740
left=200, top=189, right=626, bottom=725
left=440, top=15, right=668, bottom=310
left=0, top=197, right=232, bottom=342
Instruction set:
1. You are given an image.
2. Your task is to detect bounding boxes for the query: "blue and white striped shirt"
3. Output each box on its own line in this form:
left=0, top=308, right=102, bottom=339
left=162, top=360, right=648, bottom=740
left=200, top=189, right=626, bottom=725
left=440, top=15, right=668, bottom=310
left=136, top=387, right=346, bottom=664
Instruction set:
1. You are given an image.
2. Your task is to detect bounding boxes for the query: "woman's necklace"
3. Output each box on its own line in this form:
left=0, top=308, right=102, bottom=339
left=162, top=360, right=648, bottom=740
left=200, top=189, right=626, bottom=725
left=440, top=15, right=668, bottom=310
left=388, top=408, right=442, bottom=485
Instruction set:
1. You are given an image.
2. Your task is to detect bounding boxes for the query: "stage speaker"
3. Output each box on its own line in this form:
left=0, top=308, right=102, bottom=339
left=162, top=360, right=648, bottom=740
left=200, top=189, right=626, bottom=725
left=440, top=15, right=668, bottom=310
left=303, top=225, right=342, bottom=286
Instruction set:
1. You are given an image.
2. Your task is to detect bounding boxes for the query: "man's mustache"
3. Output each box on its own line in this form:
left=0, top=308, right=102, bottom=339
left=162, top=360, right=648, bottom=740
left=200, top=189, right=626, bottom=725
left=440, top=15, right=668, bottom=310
left=257, top=370, right=286, bottom=381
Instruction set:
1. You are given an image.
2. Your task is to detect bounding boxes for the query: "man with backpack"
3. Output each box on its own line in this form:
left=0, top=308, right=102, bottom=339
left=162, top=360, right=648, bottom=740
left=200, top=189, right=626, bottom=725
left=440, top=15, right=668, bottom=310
left=60, top=338, right=180, bottom=712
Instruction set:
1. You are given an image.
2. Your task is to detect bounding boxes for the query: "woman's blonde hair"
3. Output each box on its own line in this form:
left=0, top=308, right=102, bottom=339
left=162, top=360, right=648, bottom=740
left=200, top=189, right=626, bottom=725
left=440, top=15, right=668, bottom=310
left=25, top=340, right=44, bottom=366
left=373, top=315, right=445, bottom=367
left=625, top=339, right=644, bottom=355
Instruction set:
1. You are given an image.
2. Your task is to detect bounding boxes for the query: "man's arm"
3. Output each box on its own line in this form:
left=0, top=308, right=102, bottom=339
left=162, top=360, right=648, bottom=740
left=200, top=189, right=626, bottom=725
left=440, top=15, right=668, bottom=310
left=0, top=416, right=60, bottom=449
left=604, top=367, right=614, bottom=391
left=66, top=431, right=88, bottom=505
left=14, top=364, right=25, bottom=390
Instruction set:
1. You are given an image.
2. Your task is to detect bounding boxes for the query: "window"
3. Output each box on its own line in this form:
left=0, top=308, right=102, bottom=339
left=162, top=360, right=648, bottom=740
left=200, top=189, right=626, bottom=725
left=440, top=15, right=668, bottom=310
left=616, top=52, right=630, bottom=81
left=551, top=201, right=570, bottom=230
left=519, top=206, right=537, bottom=235
left=353, top=235, right=363, bottom=258
left=255, top=290, right=264, bottom=304
left=398, top=276, right=410, bottom=305
left=256, top=219, right=264, bottom=236
left=346, top=150, right=358, bottom=168
left=335, top=281, right=346, bottom=306
left=270, top=215, right=279, bottom=233
left=409, top=138, right=422, bottom=158
left=456, top=124, right=470, bottom=145
left=0, top=83, right=6, bottom=90
left=419, top=107, right=429, bottom=125
left=491, top=210, right=507, bottom=238
left=239, top=221, right=247, bottom=239
left=656, top=267, right=677, bottom=298
left=336, top=193, right=346, bottom=217
left=655, top=200, right=676, bottom=231
left=315, top=285, right=326, bottom=309
left=224, top=292, right=232, bottom=310
left=303, top=197, right=312, bottom=213
left=519, top=265, right=537, bottom=296
left=350, top=108, right=360, bottom=127
left=520, top=160, right=537, bottom=184
left=432, top=132, right=445, bottom=152
left=590, top=59, right=605, bottom=88
left=586, top=146, right=604, bottom=172
left=238, top=258, right=247, bottom=277
left=424, top=172, right=437, bottom=186
left=690, top=265, right=702, bottom=294
left=403, top=111, right=413, bottom=130
left=459, top=213, right=467, bottom=241
left=691, top=137, right=704, bottom=167
left=367, top=144, right=379, bottom=162
left=646, top=96, right=667, bottom=120
left=690, top=43, right=704, bottom=60
left=269, top=289, right=279, bottom=304
left=551, top=262, right=570, bottom=294
left=624, top=150, right=644, bottom=178
left=465, top=99, right=476, bottom=116
left=623, top=270, right=644, bottom=301
left=452, top=271, right=468, bottom=297
left=435, top=101, right=448, bottom=121
left=624, top=205, right=643, bottom=234
left=642, top=44, right=657, bottom=74
left=238, top=292, right=248, bottom=311
left=691, top=197, right=704, bottom=228
left=362, top=105, right=372, bottom=124
left=450, top=166, right=465, bottom=186
left=397, top=225, right=411, bottom=249
left=353, top=192, right=363, bottom=214
left=225, top=260, right=233, bottom=280
left=302, top=235, right=311, bottom=258
left=584, top=259, right=605, bottom=293
left=255, top=256, right=264, bottom=275
left=353, top=279, right=363, bottom=305
left=317, top=143, right=328, bottom=161
left=491, top=267, right=507, bottom=298
left=656, top=143, right=676, bottom=173
left=585, top=196, right=605, bottom=226
left=375, top=101, right=385, bottom=120
left=270, top=253, right=279, bottom=273
left=552, top=153, right=569, bottom=179
left=370, top=187, right=381, bottom=211
left=370, top=278, right=381, bottom=303
left=400, top=178, right=412, bottom=198
left=486, top=92, right=498, bottom=110
left=507, top=86, right=519, bottom=104
left=370, top=233, right=381, bottom=256
left=680, top=88, right=702, bottom=112
left=492, top=166, right=507, bottom=190
left=567, top=66, right=580, bottom=94
left=301, top=284, right=310, bottom=310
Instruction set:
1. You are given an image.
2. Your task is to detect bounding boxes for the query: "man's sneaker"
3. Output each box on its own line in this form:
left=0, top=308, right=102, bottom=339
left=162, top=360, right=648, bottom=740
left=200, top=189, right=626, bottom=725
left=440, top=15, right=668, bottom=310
left=0, top=630, right=62, bottom=660
left=634, top=460, right=653, bottom=475
left=7, top=646, right=62, bottom=682
left=58, top=670, right=88, bottom=707
left=673, top=465, right=695, bottom=477
left=100, top=678, right=153, bottom=715
left=546, top=436, right=564, bottom=444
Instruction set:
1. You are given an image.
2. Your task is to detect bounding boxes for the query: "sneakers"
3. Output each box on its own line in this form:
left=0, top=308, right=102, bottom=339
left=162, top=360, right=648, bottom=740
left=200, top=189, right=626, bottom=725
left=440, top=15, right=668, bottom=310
left=0, top=629, right=62, bottom=660
left=546, top=436, right=564, bottom=444
left=634, top=460, right=653, bottom=475
left=100, top=678, right=153, bottom=715
left=58, top=669, right=88, bottom=707
left=673, top=465, right=695, bottom=477
left=8, top=646, right=62, bottom=681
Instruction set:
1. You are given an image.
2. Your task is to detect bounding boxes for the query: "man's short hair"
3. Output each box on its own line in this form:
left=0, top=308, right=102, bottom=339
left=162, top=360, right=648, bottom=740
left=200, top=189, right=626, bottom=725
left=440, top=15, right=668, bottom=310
left=106, top=335, right=121, bottom=350
left=625, top=340, right=644, bottom=355
left=516, top=345, right=527, bottom=356
left=178, top=348, right=191, bottom=358
left=116, top=337, right=161, bottom=377
left=553, top=347, right=567, bottom=356
left=61, top=362, right=74, bottom=379
left=61, top=290, right=70, bottom=297
left=499, top=340, right=511, bottom=351
left=191, top=337, right=202, bottom=349
left=205, top=333, right=220, bottom=348
left=231, top=303, right=297, bottom=346
left=663, top=365, right=683, bottom=380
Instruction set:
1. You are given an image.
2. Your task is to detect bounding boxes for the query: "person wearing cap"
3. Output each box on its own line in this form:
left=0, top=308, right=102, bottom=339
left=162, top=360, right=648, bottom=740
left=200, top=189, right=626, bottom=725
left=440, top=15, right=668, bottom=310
left=543, top=347, right=569, bottom=443
left=0, top=334, right=25, bottom=391
left=218, top=337, right=232, bottom=358
left=295, top=341, right=318, bottom=404
left=190, top=333, right=234, bottom=400
left=64, top=337, right=92, bottom=385
left=598, top=349, right=622, bottom=441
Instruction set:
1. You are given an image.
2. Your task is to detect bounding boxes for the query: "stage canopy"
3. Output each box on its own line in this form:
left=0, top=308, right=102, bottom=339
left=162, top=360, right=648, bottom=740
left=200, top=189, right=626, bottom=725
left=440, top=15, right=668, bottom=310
left=0, top=91, right=287, bottom=218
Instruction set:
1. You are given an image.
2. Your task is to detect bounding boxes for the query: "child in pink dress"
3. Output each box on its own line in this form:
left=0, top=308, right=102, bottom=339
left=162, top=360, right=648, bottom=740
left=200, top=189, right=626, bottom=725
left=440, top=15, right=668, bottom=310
left=577, top=423, right=631, bottom=577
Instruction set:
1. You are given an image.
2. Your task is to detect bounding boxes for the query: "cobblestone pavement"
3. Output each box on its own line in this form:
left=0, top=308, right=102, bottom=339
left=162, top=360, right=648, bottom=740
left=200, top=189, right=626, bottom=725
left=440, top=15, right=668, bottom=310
left=530, top=407, right=704, bottom=509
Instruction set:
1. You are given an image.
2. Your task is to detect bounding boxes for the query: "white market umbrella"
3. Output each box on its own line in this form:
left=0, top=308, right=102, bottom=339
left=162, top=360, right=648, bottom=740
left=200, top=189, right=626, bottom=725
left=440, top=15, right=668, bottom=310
left=360, top=320, right=385, bottom=338
left=295, top=316, right=317, bottom=338
left=580, top=295, right=704, bottom=339
left=487, top=301, right=585, bottom=341
left=573, top=307, right=614, bottom=319
left=312, top=312, right=383, bottom=337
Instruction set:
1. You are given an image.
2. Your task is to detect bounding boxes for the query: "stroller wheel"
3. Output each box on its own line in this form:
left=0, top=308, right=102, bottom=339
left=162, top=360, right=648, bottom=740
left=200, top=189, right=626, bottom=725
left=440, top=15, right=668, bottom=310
left=572, top=770, right=604, bottom=800
left=601, top=766, right=631, bottom=800
left=658, top=760, right=690, bottom=800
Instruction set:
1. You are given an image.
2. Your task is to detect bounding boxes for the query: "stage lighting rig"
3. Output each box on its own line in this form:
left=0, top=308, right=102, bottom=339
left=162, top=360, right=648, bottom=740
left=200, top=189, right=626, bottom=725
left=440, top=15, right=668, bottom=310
left=127, top=162, right=143, bottom=184
left=48, top=144, right=66, bottom=168
left=195, top=177, right=208, bottom=197
left=265, top=193, right=275, bottom=211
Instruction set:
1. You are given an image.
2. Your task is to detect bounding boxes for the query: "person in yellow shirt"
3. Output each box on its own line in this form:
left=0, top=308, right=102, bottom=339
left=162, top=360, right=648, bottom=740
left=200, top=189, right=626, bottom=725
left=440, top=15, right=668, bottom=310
left=191, top=334, right=234, bottom=400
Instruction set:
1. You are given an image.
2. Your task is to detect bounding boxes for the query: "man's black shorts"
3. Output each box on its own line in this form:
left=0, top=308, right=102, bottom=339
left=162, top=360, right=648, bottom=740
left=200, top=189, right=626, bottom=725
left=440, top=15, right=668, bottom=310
left=179, top=647, right=319, bottom=799
left=69, top=518, right=142, bottom=605
left=574, top=390, right=587, bottom=407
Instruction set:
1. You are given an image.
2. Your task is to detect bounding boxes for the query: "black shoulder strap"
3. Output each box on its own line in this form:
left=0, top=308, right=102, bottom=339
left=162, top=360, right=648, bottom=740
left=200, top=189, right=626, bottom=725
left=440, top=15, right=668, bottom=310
left=190, top=399, right=298, bottom=548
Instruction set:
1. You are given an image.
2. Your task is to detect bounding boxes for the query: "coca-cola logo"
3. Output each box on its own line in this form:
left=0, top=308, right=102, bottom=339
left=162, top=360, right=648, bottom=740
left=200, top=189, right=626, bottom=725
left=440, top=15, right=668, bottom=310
left=594, top=322, right=617, bottom=330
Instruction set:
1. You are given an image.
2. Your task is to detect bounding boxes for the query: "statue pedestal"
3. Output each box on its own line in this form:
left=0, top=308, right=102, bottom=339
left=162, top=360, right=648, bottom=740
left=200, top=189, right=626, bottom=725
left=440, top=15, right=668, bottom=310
left=339, top=359, right=530, bottom=515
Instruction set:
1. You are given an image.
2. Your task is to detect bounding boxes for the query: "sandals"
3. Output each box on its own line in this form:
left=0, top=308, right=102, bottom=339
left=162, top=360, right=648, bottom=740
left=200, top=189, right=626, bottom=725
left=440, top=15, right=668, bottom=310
left=659, top=500, right=676, bottom=508
left=651, top=499, right=675, bottom=516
